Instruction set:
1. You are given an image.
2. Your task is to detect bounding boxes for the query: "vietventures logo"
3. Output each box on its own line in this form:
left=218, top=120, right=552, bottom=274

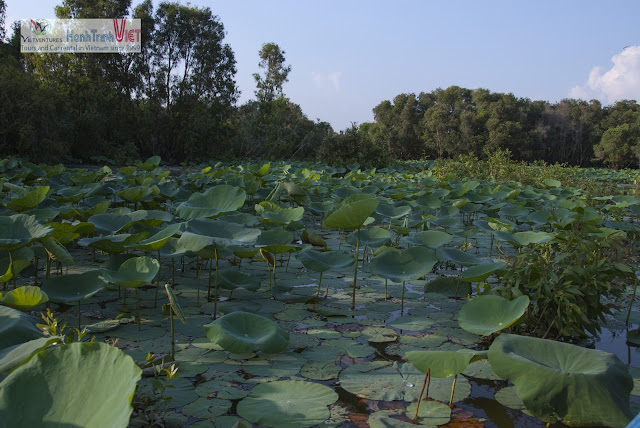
left=29, top=19, right=50, bottom=35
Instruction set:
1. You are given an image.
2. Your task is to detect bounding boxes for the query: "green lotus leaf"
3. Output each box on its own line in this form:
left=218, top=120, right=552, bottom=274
left=176, top=185, right=246, bottom=220
left=1, top=286, right=48, bottom=311
left=0, top=336, right=61, bottom=374
left=510, top=231, right=555, bottom=246
left=165, top=284, right=186, bottom=324
left=488, top=334, right=633, bottom=427
left=301, top=229, right=326, bottom=247
left=237, top=380, right=338, bottom=427
left=345, top=227, right=391, bottom=248
left=457, top=295, right=529, bottom=336
left=406, top=400, right=452, bottom=426
left=180, top=218, right=260, bottom=251
left=103, top=256, right=159, bottom=288
left=136, top=155, right=161, bottom=171
left=217, top=269, right=261, bottom=291
left=0, top=214, right=52, bottom=252
left=203, top=311, right=289, bottom=354
left=56, top=184, right=101, bottom=203
left=46, top=221, right=95, bottom=244
left=406, top=350, right=473, bottom=378
left=42, top=236, right=74, bottom=266
left=436, top=247, right=486, bottom=266
left=41, top=270, right=107, bottom=304
left=405, top=230, right=453, bottom=248
left=0, top=249, right=32, bottom=284
left=322, top=195, right=378, bottom=230
left=255, top=229, right=295, bottom=254
left=5, top=186, right=50, bottom=212
left=295, top=249, right=355, bottom=273
left=88, top=210, right=148, bottom=234
left=461, top=261, right=506, bottom=282
left=0, top=342, right=142, bottom=428
left=370, top=247, right=437, bottom=283
left=130, top=223, right=181, bottom=251
left=117, top=185, right=151, bottom=203
left=376, top=204, right=412, bottom=219
left=77, top=232, right=148, bottom=254
left=261, top=206, right=304, bottom=226
left=0, top=306, right=43, bottom=350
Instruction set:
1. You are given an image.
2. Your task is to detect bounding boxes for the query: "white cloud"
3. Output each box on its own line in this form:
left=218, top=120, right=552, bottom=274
left=570, top=46, right=640, bottom=103
left=310, top=71, right=342, bottom=92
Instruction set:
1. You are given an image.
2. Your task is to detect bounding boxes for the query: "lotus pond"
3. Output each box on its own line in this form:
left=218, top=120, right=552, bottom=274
left=0, top=157, right=639, bottom=428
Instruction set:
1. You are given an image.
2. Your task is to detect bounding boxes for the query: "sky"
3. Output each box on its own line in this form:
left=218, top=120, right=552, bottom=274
left=5, top=0, right=640, bottom=131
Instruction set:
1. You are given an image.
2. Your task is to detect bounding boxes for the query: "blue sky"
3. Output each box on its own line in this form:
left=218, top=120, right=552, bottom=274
left=5, top=1, right=640, bottom=130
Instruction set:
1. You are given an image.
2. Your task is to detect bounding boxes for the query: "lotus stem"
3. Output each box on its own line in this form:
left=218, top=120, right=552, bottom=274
left=33, top=256, right=38, bottom=286
left=362, top=246, right=367, bottom=267
left=351, top=228, right=361, bottom=311
left=626, top=276, right=639, bottom=325
left=401, top=281, right=405, bottom=315
left=77, top=300, right=81, bottom=330
left=154, top=250, right=161, bottom=307
left=414, top=369, right=430, bottom=421
left=207, top=257, right=213, bottom=300
left=213, top=249, right=220, bottom=320
left=196, top=256, right=201, bottom=304
left=135, top=288, right=141, bottom=331
left=448, top=375, right=457, bottom=407
left=171, top=258, right=175, bottom=285
left=286, top=252, right=291, bottom=272
left=316, top=271, right=323, bottom=297
left=45, top=256, right=51, bottom=280
left=325, top=273, right=331, bottom=299
left=385, top=279, right=388, bottom=302
left=170, top=306, right=175, bottom=360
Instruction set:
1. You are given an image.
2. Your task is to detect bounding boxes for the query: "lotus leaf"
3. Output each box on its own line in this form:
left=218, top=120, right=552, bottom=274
left=1, top=286, right=48, bottom=311
left=460, top=261, right=506, bottom=282
left=0, top=214, right=52, bottom=252
left=237, top=380, right=338, bottom=427
left=42, top=236, right=74, bottom=265
left=41, top=270, right=107, bottom=304
left=405, top=230, right=453, bottom=248
left=488, top=334, right=633, bottom=427
left=204, top=311, right=289, bottom=354
left=130, top=223, right=181, bottom=251
left=370, top=247, right=437, bottom=283
left=176, top=185, right=246, bottom=220
left=0, top=342, right=142, bottom=428
left=345, top=227, right=391, bottom=248
left=104, top=256, right=159, bottom=288
left=88, top=210, right=149, bottom=234
left=406, top=350, right=473, bottom=378
left=436, top=247, right=486, bottom=266
left=457, top=295, right=529, bottom=336
left=5, top=186, right=50, bottom=212
left=0, top=306, right=43, bottom=350
left=0, top=337, right=61, bottom=373
left=322, top=194, right=378, bottom=230
left=295, top=249, right=355, bottom=273
left=217, top=269, right=261, bottom=291
left=255, top=229, right=295, bottom=254
left=405, top=400, right=452, bottom=426
left=181, top=219, right=260, bottom=251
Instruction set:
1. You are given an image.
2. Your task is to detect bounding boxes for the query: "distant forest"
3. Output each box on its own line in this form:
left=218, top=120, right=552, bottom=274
left=1, top=0, right=640, bottom=169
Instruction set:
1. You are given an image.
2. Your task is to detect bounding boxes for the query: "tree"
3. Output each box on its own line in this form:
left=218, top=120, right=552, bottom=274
left=253, top=42, right=291, bottom=102
left=594, top=124, right=639, bottom=169
left=0, top=0, right=6, bottom=41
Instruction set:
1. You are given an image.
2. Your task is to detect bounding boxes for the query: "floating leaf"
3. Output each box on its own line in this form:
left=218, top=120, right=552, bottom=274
left=237, top=380, right=338, bottom=428
left=203, top=311, right=289, bottom=354
left=0, top=342, right=142, bottom=428
left=488, top=334, right=633, bottom=427
left=457, top=295, right=529, bottom=336
left=1, top=286, right=48, bottom=311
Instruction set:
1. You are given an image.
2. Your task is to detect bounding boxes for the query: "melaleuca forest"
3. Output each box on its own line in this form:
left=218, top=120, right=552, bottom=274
left=0, top=1, right=639, bottom=427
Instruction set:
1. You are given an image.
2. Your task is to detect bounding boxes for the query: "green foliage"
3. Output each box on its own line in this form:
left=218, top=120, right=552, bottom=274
left=316, top=123, right=391, bottom=168
left=253, top=42, right=291, bottom=102
left=494, top=210, right=633, bottom=338
left=594, top=123, right=640, bottom=169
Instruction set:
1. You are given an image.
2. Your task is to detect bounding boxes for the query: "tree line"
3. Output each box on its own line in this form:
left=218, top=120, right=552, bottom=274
left=1, top=0, right=639, bottom=169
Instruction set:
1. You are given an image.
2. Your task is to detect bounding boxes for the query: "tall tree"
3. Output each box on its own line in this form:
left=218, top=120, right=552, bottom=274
left=253, top=42, right=291, bottom=102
